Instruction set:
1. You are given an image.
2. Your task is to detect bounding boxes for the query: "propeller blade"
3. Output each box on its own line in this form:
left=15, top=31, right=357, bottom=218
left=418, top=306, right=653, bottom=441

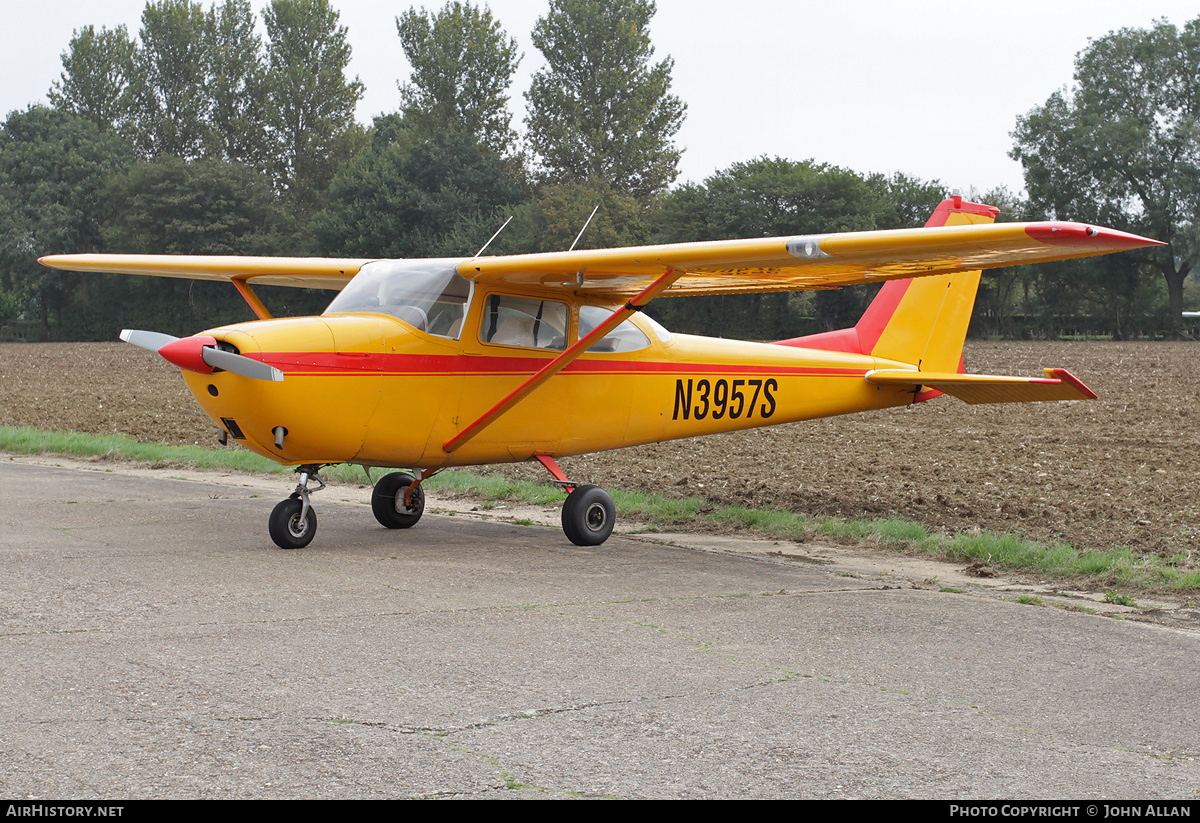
left=120, top=329, right=179, bottom=352
left=201, top=346, right=284, bottom=382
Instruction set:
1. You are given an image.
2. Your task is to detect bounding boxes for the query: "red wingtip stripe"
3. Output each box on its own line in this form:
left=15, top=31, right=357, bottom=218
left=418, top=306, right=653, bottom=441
left=1025, top=223, right=1164, bottom=250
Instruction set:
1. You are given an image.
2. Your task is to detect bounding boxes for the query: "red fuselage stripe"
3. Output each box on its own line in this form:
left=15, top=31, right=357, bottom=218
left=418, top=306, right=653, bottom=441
left=247, top=344, right=1075, bottom=383
left=252, top=351, right=868, bottom=378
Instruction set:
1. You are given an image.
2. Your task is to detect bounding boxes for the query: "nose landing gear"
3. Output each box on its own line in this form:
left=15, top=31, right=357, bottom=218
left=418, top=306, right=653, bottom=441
left=268, top=465, right=325, bottom=549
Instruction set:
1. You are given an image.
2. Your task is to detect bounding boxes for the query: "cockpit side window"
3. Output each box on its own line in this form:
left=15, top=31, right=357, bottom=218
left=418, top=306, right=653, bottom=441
left=480, top=294, right=568, bottom=350
left=323, top=259, right=472, bottom=339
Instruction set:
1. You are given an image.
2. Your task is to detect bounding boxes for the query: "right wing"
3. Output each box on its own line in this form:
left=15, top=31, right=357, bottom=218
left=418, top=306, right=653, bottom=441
left=37, top=254, right=374, bottom=291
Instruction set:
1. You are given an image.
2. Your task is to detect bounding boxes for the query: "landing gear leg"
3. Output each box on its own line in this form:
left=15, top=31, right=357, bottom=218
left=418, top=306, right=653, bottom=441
left=268, top=464, right=325, bottom=549
left=534, top=454, right=616, bottom=546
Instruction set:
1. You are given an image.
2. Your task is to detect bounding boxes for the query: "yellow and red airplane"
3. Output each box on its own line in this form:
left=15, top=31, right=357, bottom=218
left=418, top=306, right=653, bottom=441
left=40, top=197, right=1159, bottom=549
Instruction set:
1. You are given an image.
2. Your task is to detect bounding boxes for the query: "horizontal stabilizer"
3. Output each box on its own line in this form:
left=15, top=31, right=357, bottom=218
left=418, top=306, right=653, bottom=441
left=865, top=368, right=1096, bottom=404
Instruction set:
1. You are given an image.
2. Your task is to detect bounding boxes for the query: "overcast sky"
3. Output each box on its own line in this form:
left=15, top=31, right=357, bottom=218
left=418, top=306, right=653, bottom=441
left=3, top=0, right=1198, bottom=200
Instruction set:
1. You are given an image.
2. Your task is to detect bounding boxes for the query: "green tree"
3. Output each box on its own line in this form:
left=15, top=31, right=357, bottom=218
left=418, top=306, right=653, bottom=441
left=524, top=0, right=685, bottom=199
left=264, top=0, right=365, bottom=217
left=1011, top=18, right=1200, bottom=332
left=98, top=154, right=309, bottom=336
left=396, top=2, right=521, bottom=154
left=494, top=179, right=643, bottom=256
left=129, top=0, right=214, bottom=159
left=313, top=125, right=526, bottom=259
left=205, top=0, right=270, bottom=169
left=865, top=172, right=947, bottom=230
left=104, top=155, right=294, bottom=256
left=0, top=107, right=135, bottom=339
left=47, top=24, right=137, bottom=134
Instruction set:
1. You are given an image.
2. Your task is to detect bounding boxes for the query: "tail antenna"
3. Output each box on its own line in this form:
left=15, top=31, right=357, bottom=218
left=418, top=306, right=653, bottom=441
left=472, top=215, right=513, bottom=259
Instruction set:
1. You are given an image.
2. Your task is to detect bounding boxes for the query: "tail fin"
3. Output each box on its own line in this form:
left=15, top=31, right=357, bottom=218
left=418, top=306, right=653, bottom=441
left=776, top=196, right=998, bottom=372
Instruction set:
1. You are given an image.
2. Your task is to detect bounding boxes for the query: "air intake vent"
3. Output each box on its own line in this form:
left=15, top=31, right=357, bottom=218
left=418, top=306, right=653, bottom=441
left=221, top=418, right=245, bottom=440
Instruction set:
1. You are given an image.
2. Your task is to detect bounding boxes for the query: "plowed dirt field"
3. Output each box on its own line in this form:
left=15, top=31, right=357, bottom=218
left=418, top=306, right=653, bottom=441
left=2, top=341, right=1196, bottom=556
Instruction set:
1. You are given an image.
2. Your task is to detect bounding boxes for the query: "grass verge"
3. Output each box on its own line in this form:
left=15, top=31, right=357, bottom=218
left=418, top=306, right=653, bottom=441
left=2, top=425, right=1196, bottom=595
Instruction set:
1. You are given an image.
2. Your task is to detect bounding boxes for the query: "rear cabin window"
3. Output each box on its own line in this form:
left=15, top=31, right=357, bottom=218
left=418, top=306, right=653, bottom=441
left=579, top=305, right=652, bottom=353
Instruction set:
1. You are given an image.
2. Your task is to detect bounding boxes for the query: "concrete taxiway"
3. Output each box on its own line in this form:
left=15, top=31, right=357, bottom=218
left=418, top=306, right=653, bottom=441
left=1, top=457, right=1198, bottom=799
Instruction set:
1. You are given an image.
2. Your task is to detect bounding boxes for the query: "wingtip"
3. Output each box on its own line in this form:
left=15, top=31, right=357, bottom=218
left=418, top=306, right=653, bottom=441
left=1025, top=223, right=1164, bottom=250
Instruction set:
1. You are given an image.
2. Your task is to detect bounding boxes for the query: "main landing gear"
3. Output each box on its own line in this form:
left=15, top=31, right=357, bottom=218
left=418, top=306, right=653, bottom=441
left=370, top=471, right=426, bottom=529
left=265, top=459, right=614, bottom=549
left=535, top=454, right=616, bottom=546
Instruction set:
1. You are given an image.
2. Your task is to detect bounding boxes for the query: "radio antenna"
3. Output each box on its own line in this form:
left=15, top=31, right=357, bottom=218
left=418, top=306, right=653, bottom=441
left=472, top=215, right=513, bottom=259
left=568, top=205, right=601, bottom=252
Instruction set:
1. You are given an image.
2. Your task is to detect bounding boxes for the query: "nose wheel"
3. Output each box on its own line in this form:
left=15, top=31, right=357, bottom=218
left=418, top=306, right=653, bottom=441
left=269, top=496, right=317, bottom=549
left=268, top=465, right=324, bottom=549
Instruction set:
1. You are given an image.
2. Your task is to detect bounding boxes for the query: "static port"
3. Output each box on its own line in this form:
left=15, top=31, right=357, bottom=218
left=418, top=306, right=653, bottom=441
left=207, top=384, right=219, bottom=396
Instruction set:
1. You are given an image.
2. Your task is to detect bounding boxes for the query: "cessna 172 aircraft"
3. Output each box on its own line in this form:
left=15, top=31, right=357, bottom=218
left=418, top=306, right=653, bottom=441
left=40, top=197, right=1160, bottom=549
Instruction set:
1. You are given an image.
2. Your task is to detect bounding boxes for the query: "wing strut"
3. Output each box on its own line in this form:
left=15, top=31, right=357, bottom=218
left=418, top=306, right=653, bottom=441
left=231, top=276, right=273, bottom=320
left=442, top=268, right=683, bottom=454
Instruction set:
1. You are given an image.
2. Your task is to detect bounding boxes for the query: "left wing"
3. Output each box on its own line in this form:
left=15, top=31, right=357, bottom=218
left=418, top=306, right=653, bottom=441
left=459, top=222, right=1160, bottom=298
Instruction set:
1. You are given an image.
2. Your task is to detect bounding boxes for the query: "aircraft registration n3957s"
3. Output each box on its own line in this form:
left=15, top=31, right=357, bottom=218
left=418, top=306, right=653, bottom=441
left=40, top=197, right=1161, bottom=549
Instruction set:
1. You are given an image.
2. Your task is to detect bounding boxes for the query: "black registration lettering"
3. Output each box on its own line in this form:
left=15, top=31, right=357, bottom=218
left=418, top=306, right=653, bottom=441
left=695, top=379, right=710, bottom=419
left=762, top=378, right=777, bottom=418
left=729, top=380, right=745, bottom=419
left=673, top=377, right=778, bottom=421
left=712, top=380, right=728, bottom=419
left=673, top=379, right=693, bottom=420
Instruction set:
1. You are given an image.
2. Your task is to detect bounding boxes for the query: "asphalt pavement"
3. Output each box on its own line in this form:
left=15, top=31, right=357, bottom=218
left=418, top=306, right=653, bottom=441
left=2, top=457, right=1198, bottom=799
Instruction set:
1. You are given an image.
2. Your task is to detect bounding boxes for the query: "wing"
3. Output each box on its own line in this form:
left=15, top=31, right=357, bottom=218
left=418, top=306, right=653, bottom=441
left=458, top=222, right=1161, bottom=299
left=36, top=254, right=373, bottom=291
left=39, top=221, right=1160, bottom=299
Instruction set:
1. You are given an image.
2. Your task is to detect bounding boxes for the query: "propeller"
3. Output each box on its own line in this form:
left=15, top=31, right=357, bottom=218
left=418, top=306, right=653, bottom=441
left=120, top=329, right=178, bottom=352
left=120, top=329, right=284, bottom=382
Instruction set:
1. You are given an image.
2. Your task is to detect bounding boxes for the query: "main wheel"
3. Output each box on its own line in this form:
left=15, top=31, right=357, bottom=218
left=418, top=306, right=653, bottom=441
left=561, top=484, right=615, bottom=546
left=372, top=471, right=425, bottom=529
left=269, top=497, right=316, bottom=549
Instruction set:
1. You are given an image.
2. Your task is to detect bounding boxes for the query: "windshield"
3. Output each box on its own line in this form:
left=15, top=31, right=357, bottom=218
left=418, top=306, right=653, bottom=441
left=324, top=259, right=471, bottom=339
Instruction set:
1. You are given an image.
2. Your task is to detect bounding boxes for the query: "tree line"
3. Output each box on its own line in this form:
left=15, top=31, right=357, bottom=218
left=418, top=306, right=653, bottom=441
left=0, top=0, right=1193, bottom=341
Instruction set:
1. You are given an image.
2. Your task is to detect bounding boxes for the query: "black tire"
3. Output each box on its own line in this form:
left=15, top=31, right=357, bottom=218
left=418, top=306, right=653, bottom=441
left=372, top=471, right=425, bottom=529
left=269, top=497, right=316, bottom=549
left=561, top=484, right=615, bottom=546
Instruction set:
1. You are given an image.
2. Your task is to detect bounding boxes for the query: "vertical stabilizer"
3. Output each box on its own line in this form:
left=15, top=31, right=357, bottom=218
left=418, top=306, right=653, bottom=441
left=775, top=196, right=998, bottom=373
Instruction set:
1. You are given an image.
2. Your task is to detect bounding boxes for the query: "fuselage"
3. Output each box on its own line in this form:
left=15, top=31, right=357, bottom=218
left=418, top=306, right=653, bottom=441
left=178, top=259, right=923, bottom=470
